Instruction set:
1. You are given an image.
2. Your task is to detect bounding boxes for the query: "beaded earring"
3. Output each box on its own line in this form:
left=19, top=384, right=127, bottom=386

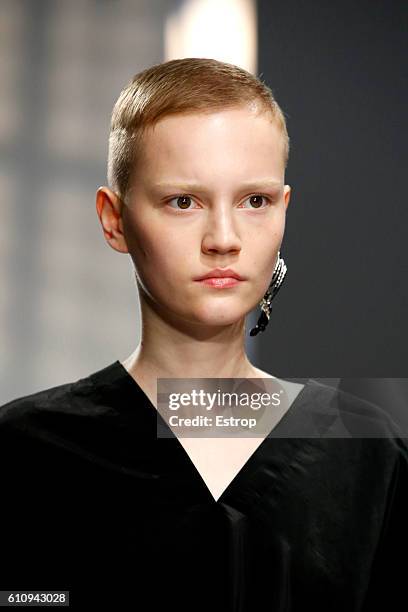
left=249, top=251, right=287, bottom=336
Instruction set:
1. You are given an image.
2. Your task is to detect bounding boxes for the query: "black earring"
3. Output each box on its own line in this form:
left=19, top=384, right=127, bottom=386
left=249, top=251, right=287, bottom=336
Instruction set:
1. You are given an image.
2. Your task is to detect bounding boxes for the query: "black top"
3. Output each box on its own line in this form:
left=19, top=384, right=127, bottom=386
left=0, top=360, right=407, bottom=611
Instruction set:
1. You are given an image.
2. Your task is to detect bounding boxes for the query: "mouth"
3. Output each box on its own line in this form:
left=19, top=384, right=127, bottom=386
left=194, top=268, right=245, bottom=282
left=195, top=277, right=244, bottom=288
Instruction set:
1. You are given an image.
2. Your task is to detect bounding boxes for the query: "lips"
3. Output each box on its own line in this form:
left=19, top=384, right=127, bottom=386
left=197, top=277, right=242, bottom=288
left=195, top=268, right=245, bottom=281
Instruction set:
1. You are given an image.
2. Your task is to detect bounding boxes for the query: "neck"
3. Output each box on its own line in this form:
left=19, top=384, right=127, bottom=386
left=122, top=295, right=261, bottom=392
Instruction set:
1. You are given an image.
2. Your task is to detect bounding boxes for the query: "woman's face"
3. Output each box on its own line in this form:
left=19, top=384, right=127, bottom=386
left=121, top=105, right=291, bottom=331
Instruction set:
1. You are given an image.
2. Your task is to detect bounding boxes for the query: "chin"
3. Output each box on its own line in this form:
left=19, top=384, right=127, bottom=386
left=189, top=307, right=247, bottom=328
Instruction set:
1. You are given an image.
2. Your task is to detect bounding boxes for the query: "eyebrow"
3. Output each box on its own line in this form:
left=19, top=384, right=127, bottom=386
left=152, top=179, right=283, bottom=191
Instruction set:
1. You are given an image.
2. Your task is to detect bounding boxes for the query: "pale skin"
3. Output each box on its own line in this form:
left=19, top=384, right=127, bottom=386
left=95, top=104, right=293, bottom=500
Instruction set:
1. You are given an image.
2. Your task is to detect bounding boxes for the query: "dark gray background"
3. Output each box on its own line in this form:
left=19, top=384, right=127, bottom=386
left=251, top=0, right=407, bottom=378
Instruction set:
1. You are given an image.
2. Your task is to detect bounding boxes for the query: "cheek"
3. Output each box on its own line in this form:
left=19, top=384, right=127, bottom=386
left=252, top=227, right=283, bottom=268
left=126, top=219, right=190, bottom=280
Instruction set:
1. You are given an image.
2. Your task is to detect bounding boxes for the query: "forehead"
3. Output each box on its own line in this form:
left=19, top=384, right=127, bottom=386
left=136, top=108, right=286, bottom=183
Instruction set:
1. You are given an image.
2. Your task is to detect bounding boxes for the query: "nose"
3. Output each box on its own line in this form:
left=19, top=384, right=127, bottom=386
left=201, top=205, right=242, bottom=256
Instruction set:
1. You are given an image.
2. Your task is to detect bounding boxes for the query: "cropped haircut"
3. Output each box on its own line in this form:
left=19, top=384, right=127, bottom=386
left=107, top=57, right=290, bottom=202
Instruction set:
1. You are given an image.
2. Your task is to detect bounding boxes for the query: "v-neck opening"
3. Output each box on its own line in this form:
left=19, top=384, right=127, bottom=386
left=95, top=361, right=318, bottom=504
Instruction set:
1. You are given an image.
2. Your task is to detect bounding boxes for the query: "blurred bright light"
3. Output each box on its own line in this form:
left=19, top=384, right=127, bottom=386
left=164, top=0, right=257, bottom=73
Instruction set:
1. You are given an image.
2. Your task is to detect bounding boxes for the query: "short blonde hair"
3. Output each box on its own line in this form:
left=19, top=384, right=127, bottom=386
left=107, top=57, right=290, bottom=201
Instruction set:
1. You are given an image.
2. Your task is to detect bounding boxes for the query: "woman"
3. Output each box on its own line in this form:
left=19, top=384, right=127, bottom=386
left=1, top=58, right=407, bottom=611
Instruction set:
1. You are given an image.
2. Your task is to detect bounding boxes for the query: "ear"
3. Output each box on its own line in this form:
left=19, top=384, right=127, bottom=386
left=283, top=185, right=291, bottom=211
left=95, top=186, right=129, bottom=254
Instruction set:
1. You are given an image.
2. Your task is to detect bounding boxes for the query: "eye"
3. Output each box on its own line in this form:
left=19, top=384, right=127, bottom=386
left=166, top=193, right=272, bottom=212
left=240, top=194, right=271, bottom=209
left=167, top=195, right=198, bottom=211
